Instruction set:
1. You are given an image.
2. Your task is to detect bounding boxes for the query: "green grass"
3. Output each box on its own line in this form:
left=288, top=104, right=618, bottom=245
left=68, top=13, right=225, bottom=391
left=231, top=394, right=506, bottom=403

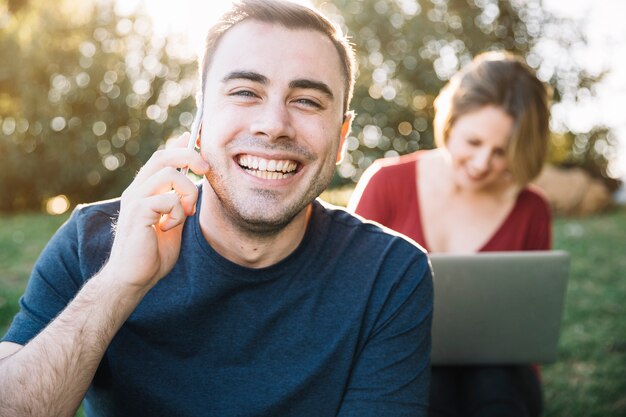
left=0, top=211, right=70, bottom=335
left=543, top=209, right=626, bottom=416
left=1, top=207, right=626, bottom=416
left=0, top=211, right=81, bottom=417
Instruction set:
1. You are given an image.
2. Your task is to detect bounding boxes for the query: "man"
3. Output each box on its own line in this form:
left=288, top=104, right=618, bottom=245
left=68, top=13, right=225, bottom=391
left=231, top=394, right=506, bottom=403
left=0, top=1, right=432, bottom=416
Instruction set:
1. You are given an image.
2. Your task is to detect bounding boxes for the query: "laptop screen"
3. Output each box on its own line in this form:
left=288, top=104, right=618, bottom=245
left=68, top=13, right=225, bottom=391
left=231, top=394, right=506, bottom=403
left=428, top=251, right=569, bottom=365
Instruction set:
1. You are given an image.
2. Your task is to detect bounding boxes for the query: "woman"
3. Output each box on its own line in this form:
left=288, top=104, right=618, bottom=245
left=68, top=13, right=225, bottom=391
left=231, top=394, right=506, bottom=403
left=348, top=51, right=551, bottom=417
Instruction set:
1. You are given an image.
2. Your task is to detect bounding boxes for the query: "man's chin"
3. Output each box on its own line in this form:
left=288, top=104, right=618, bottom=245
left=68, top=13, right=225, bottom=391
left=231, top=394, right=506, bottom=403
left=230, top=208, right=306, bottom=237
left=206, top=168, right=331, bottom=236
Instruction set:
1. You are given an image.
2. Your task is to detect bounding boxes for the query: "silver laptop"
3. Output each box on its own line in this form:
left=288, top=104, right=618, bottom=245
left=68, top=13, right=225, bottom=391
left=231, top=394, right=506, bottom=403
left=429, top=251, right=570, bottom=365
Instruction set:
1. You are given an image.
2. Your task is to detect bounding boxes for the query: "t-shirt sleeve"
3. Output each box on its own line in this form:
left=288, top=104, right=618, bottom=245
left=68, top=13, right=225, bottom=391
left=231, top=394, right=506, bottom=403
left=337, top=252, right=433, bottom=417
left=348, top=161, right=392, bottom=225
left=1, top=209, right=85, bottom=345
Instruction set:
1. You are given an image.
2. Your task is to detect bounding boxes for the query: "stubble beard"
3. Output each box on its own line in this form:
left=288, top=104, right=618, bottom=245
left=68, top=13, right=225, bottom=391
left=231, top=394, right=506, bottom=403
left=206, top=162, right=334, bottom=238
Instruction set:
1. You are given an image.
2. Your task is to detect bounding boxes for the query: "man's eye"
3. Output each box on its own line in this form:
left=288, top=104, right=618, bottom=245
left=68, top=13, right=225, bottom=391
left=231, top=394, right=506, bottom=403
left=294, top=98, right=322, bottom=108
left=231, top=90, right=257, bottom=98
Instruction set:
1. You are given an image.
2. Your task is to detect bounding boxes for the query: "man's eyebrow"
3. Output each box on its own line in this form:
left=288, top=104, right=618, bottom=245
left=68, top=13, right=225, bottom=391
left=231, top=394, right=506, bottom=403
left=289, top=79, right=334, bottom=100
left=221, top=73, right=335, bottom=100
left=222, top=71, right=268, bottom=84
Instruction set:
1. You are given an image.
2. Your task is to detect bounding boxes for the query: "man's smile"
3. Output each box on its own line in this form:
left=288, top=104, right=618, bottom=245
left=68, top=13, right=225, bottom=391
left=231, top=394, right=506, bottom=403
left=237, top=154, right=300, bottom=179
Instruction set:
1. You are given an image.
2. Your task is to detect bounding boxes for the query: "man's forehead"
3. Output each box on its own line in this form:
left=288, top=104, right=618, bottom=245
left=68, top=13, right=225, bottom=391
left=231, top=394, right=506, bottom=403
left=207, top=20, right=344, bottom=91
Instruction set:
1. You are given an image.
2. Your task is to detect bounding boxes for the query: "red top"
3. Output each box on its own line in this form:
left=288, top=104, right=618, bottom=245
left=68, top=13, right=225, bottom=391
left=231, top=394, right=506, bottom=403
left=350, top=152, right=552, bottom=252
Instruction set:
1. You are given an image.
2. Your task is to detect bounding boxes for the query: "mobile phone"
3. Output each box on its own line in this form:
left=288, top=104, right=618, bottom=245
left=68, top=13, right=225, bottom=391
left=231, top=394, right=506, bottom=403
left=180, top=103, right=203, bottom=176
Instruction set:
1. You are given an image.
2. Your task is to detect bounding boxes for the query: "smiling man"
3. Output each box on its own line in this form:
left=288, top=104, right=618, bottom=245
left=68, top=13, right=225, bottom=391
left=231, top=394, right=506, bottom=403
left=0, top=1, right=433, bottom=416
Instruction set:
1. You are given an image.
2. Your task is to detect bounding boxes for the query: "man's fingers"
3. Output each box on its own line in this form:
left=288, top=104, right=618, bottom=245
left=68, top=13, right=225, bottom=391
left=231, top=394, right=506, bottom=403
left=118, top=133, right=206, bottom=233
left=158, top=196, right=187, bottom=232
left=131, top=192, right=186, bottom=231
left=127, top=167, right=199, bottom=216
left=134, top=148, right=209, bottom=185
left=165, top=132, right=191, bottom=150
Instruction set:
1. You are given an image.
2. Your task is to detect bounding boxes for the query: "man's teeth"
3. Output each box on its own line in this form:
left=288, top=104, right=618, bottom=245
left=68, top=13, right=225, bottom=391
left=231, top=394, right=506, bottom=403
left=238, top=155, right=298, bottom=179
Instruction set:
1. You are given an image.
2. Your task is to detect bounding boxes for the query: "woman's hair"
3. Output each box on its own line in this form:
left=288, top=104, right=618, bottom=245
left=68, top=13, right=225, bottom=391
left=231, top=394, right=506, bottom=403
left=200, top=0, right=356, bottom=115
left=433, top=51, right=551, bottom=185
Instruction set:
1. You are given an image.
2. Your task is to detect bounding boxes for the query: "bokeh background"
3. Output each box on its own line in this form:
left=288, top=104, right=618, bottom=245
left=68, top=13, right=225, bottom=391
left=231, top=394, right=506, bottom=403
left=1, top=0, right=624, bottom=214
left=1, top=1, right=626, bottom=416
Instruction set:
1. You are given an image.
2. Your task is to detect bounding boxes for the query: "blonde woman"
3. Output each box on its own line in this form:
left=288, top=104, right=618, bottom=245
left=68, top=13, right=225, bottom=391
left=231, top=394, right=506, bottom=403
left=349, top=52, right=551, bottom=417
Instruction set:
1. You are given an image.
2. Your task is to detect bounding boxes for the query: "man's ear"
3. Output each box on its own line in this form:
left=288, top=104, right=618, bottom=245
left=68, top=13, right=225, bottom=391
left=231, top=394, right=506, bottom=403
left=336, top=111, right=354, bottom=164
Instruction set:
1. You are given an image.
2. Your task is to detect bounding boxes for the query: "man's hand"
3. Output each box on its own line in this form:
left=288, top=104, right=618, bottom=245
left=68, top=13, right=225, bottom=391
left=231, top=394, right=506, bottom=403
left=0, top=133, right=210, bottom=417
left=104, top=133, right=210, bottom=290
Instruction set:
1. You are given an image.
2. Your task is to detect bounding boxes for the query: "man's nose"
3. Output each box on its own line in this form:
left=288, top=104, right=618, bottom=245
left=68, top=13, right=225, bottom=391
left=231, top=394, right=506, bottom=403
left=249, top=99, right=296, bottom=141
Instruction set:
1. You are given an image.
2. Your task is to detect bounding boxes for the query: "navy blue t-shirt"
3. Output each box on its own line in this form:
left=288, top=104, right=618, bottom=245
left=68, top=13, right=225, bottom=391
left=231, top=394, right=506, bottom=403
left=3, top=191, right=433, bottom=417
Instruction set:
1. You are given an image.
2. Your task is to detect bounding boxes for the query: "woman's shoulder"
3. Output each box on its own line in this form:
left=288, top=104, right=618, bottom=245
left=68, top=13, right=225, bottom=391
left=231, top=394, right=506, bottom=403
left=513, top=184, right=552, bottom=223
left=366, top=150, right=430, bottom=177
left=349, top=151, right=430, bottom=213
left=517, top=184, right=550, bottom=210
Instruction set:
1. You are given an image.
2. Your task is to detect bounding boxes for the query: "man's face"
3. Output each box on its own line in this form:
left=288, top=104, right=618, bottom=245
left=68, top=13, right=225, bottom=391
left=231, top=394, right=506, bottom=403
left=199, top=20, right=350, bottom=234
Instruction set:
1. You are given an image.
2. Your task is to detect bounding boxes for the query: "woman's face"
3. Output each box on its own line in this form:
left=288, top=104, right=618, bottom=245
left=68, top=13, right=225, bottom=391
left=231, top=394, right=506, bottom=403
left=445, top=105, right=514, bottom=192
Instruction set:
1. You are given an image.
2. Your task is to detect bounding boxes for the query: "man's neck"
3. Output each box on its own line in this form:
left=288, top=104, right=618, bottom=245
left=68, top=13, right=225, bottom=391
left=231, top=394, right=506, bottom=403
left=197, top=181, right=312, bottom=269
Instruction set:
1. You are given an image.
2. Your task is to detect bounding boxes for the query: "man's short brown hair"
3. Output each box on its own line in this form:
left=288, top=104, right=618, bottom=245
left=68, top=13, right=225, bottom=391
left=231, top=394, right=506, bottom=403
left=200, top=0, right=356, bottom=115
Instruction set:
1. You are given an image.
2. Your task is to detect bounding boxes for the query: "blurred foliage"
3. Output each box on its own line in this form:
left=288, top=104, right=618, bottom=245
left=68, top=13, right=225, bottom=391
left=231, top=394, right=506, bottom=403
left=0, top=0, right=621, bottom=213
left=316, top=0, right=620, bottom=191
left=548, top=127, right=620, bottom=189
left=0, top=0, right=198, bottom=212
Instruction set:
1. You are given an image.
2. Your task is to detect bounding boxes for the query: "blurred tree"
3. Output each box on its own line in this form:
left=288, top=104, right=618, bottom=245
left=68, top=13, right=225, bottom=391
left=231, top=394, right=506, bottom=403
left=316, top=0, right=619, bottom=191
left=0, top=0, right=619, bottom=213
left=0, top=0, right=198, bottom=212
left=1, top=0, right=29, bottom=14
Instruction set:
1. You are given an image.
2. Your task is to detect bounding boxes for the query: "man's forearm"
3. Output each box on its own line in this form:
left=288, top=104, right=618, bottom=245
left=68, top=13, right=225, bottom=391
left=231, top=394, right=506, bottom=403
left=0, top=268, right=147, bottom=417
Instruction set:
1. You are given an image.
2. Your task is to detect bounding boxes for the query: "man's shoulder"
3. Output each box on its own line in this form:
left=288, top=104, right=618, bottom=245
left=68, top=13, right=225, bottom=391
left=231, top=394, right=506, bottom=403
left=74, top=197, right=121, bottom=215
left=314, top=199, right=427, bottom=258
left=66, top=197, right=121, bottom=241
left=313, top=200, right=432, bottom=313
